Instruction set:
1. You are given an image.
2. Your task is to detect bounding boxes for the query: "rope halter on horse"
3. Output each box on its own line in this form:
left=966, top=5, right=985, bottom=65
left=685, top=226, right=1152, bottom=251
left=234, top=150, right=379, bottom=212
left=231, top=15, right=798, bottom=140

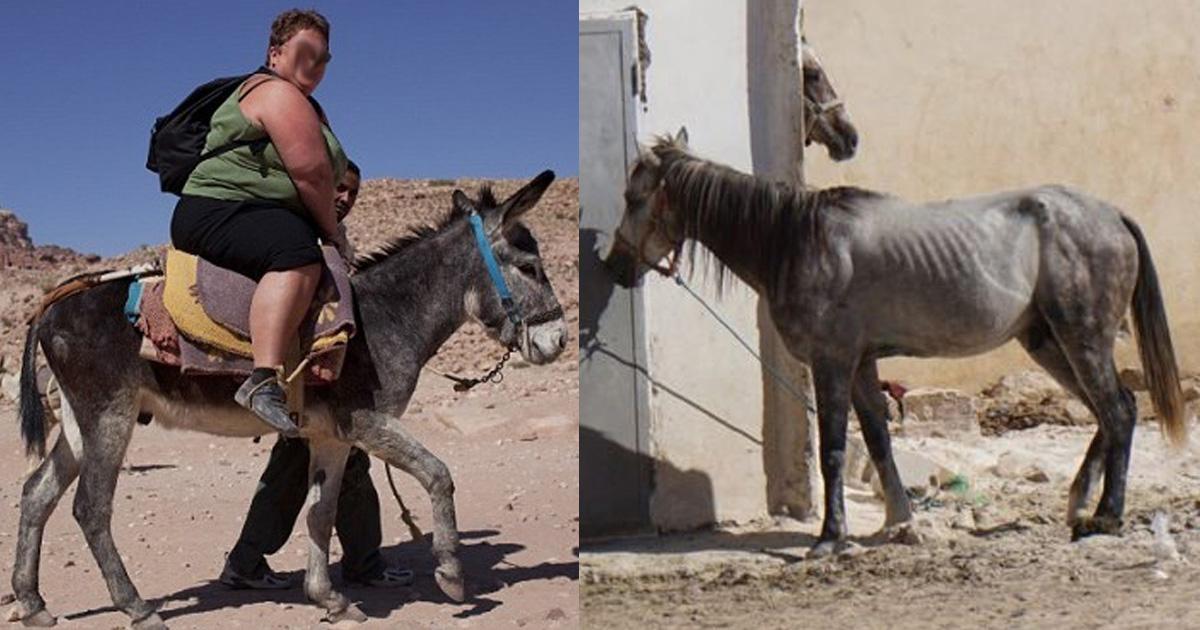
left=804, top=93, right=845, bottom=139
left=613, top=187, right=684, bottom=279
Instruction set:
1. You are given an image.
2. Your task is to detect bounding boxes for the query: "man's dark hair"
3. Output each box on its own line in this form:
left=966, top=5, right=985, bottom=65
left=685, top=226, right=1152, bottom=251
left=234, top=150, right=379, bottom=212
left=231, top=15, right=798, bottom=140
left=346, top=160, right=361, bottom=178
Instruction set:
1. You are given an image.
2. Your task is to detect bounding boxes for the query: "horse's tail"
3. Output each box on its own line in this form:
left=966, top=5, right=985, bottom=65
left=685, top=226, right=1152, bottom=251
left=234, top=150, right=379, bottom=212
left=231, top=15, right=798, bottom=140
left=1122, top=215, right=1186, bottom=446
left=18, top=317, right=47, bottom=458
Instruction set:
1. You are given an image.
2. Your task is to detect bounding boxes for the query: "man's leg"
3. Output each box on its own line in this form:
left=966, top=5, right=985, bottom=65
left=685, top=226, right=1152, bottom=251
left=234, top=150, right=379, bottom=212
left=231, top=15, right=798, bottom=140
left=226, top=436, right=310, bottom=579
left=335, top=447, right=385, bottom=581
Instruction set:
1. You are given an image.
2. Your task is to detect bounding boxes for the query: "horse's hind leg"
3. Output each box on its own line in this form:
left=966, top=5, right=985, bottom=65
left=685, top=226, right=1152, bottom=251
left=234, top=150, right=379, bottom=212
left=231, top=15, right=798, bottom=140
left=1018, top=324, right=1106, bottom=528
left=1032, top=322, right=1135, bottom=538
left=301, top=437, right=366, bottom=623
left=1064, top=354, right=1135, bottom=539
left=850, top=359, right=912, bottom=530
left=352, top=411, right=464, bottom=601
left=11, top=431, right=80, bottom=627
left=70, top=406, right=165, bottom=629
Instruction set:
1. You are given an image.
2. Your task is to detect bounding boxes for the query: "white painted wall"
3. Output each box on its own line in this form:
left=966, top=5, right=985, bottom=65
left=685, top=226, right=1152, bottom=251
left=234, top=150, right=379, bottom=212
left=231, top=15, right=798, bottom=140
left=582, top=0, right=801, bottom=530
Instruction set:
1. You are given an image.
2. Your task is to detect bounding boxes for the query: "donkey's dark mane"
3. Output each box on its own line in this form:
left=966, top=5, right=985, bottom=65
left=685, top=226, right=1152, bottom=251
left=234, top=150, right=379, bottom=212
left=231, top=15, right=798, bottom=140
left=651, top=136, right=879, bottom=293
left=352, top=185, right=501, bottom=272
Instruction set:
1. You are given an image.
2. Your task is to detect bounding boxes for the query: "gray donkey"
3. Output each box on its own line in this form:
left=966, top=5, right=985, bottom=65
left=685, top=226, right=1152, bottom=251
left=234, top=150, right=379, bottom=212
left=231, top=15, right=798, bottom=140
left=13, top=171, right=568, bottom=629
left=605, top=130, right=1186, bottom=557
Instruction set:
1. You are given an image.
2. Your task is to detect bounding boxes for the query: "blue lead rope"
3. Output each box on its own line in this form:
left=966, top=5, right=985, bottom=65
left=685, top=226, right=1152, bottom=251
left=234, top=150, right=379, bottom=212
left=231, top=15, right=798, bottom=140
left=468, top=211, right=522, bottom=325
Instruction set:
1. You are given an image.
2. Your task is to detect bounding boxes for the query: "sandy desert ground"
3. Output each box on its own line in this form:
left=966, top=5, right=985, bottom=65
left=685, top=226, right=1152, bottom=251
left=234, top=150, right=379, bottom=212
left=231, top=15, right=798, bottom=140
left=0, top=358, right=578, bottom=630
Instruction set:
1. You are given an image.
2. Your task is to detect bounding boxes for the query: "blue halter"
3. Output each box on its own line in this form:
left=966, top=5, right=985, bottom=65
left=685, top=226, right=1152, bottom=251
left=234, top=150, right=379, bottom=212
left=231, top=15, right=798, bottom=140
left=468, top=211, right=523, bottom=326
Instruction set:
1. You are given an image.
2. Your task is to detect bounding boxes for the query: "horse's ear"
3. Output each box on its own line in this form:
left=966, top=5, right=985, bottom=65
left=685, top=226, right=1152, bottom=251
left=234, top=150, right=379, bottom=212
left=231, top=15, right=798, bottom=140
left=674, top=126, right=689, bottom=146
left=494, top=169, right=555, bottom=231
left=452, top=190, right=475, bottom=214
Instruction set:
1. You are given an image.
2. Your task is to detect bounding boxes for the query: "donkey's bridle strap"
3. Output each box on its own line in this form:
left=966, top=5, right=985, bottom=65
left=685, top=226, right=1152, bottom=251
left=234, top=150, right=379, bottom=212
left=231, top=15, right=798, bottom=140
left=468, top=211, right=522, bottom=326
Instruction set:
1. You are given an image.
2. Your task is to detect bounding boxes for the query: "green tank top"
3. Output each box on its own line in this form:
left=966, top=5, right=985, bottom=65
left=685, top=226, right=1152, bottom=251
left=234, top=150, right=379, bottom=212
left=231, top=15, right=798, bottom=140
left=182, top=76, right=348, bottom=216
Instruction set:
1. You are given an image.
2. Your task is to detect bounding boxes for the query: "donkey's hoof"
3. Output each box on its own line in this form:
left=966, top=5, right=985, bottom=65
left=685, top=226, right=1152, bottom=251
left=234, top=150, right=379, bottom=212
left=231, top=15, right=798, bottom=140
left=435, top=567, right=467, bottom=603
left=806, top=539, right=847, bottom=560
left=20, top=608, right=57, bottom=627
left=1071, top=516, right=1123, bottom=541
left=130, top=612, right=168, bottom=630
left=325, top=603, right=367, bottom=624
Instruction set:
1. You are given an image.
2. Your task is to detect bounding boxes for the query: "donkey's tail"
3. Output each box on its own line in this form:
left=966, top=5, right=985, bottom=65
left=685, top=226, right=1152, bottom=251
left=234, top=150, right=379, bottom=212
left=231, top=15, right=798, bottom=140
left=18, top=317, right=47, bottom=458
left=1122, top=215, right=1186, bottom=446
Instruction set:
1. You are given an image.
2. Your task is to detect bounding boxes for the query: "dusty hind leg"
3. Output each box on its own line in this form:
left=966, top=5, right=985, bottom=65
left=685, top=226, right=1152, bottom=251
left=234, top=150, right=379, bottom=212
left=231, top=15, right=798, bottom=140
left=1018, top=326, right=1106, bottom=528
left=302, top=438, right=365, bottom=623
left=850, top=360, right=912, bottom=530
left=70, top=407, right=164, bottom=629
left=11, top=431, right=79, bottom=627
left=1037, top=326, right=1134, bottom=539
left=352, top=411, right=464, bottom=601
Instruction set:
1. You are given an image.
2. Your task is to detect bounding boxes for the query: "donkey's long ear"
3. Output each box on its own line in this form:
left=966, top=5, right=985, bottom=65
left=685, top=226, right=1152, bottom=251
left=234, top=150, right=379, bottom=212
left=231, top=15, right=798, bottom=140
left=494, top=169, right=556, bottom=232
left=452, top=190, right=476, bottom=215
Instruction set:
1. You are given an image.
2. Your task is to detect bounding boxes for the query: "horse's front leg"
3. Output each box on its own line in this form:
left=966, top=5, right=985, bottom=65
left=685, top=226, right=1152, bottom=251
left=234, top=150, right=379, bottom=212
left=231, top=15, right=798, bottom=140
left=851, top=359, right=913, bottom=530
left=303, top=437, right=366, bottom=623
left=351, top=410, right=464, bottom=602
left=808, top=356, right=856, bottom=559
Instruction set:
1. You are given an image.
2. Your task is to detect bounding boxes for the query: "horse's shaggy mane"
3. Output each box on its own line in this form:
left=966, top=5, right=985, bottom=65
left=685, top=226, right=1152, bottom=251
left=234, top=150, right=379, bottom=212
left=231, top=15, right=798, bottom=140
left=648, top=135, right=879, bottom=293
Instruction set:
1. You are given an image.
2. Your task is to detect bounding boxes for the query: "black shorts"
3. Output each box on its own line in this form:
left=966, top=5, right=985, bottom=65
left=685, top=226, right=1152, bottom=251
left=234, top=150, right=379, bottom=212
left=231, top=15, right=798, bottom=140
left=170, top=195, right=323, bottom=281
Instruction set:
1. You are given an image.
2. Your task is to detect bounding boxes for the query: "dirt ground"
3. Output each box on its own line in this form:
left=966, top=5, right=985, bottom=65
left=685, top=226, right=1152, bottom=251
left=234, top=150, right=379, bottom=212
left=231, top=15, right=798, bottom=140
left=581, top=422, right=1200, bottom=629
left=0, top=359, right=579, bottom=629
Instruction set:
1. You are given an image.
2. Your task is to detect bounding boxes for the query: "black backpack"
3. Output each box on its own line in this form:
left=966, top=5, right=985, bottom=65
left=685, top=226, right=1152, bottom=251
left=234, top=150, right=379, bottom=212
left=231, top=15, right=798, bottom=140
left=145, top=66, right=273, bottom=195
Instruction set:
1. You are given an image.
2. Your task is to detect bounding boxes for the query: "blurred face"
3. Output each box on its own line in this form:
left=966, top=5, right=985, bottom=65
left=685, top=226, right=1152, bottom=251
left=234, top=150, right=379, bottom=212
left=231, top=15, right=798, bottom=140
left=267, top=28, right=330, bottom=95
left=335, top=170, right=360, bottom=221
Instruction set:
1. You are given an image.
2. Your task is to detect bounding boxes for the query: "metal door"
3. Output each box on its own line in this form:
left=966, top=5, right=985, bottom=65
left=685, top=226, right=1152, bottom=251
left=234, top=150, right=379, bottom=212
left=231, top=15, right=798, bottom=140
left=579, top=14, right=651, bottom=537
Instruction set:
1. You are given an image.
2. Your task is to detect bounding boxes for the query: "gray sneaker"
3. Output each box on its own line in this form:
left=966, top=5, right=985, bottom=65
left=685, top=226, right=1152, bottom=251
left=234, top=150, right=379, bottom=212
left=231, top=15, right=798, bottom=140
left=345, top=566, right=415, bottom=588
left=234, top=371, right=300, bottom=438
left=219, top=558, right=293, bottom=590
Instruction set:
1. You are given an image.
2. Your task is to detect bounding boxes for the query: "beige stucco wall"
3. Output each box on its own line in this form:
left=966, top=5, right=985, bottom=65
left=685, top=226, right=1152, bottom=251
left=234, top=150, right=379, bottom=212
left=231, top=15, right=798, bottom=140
left=805, top=1, right=1200, bottom=391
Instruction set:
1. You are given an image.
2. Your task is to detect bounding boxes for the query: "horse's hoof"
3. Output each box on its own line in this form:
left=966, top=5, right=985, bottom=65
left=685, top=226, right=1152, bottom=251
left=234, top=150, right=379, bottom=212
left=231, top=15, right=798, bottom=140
left=806, top=540, right=846, bottom=560
left=435, top=567, right=467, bottom=603
left=1071, top=516, right=1122, bottom=541
left=130, top=612, right=168, bottom=630
left=883, top=521, right=925, bottom=546
left=325, top=603, right=367, bottom=624
left=20, top=608, right=56, bottom=627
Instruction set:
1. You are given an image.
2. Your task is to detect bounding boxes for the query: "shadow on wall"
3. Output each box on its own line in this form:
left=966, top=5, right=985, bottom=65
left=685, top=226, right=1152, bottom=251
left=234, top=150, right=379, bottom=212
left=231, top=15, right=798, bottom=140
left=580, top=223, right=748, bottom=537
left=580, top=426, right=717, bottom=541
left=578, top=227, right=611, bottom=357
left=579, top=227, right=764, bottom=447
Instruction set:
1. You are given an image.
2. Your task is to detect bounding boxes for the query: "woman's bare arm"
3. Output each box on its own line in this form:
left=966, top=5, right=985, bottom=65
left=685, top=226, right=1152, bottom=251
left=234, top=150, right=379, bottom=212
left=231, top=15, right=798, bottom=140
left=239, top=79, right=338, bottom=239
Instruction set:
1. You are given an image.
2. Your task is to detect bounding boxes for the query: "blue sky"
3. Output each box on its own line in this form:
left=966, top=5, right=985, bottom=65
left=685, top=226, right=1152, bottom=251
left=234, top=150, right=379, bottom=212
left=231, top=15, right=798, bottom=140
left=0, top=1, right=577, bottom=256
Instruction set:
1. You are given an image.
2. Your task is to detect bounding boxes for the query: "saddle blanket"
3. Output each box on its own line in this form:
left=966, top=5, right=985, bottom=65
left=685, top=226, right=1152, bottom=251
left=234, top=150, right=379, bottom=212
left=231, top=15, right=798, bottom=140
left=126, top=246, right=355, bottom=384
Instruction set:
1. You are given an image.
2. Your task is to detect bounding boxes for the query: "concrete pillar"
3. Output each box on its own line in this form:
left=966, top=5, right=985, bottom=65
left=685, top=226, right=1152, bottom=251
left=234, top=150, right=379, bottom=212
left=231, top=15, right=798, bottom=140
left=746, top=0, right=817, bottom=519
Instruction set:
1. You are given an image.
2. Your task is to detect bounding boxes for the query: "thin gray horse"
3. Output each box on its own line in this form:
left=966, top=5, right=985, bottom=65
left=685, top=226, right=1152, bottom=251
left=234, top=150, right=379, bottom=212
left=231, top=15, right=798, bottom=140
left=12, top=171, right=567, bottom=628
left=605, top=130, right=1185, bottom=556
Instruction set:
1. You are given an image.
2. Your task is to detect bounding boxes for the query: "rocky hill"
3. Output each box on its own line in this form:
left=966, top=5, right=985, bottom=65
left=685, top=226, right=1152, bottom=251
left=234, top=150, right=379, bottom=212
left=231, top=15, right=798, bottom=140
left=0, top=179, right=579, bottom=395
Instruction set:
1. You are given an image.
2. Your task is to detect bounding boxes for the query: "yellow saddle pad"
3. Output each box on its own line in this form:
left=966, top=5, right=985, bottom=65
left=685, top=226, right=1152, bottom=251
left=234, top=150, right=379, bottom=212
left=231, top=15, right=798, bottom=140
left=162, top=248, right=349, bottom=359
